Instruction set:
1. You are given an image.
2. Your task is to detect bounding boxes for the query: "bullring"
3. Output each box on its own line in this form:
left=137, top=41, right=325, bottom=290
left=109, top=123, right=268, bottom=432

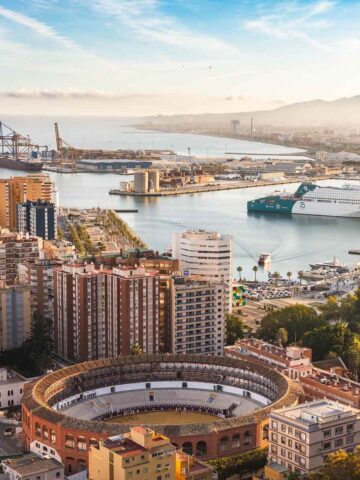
left=22, top=354, right=302, bottom=474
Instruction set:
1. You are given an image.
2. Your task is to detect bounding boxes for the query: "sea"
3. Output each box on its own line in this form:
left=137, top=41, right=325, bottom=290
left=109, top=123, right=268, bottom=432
left=1, top=115, right=359, bottom=281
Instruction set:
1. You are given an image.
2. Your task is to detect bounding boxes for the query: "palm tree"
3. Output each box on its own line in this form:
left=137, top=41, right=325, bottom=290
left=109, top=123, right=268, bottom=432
left=252, top=265, right=259, bottom=283
left=298, top=271, right=304, bottom=286
left=130, top=343, right=143, bottom=356
left=237, top=266, right=243, bottom=282
left=286, top=271, right=292, bottom=286
left=273, top=271, right=281, bottom=285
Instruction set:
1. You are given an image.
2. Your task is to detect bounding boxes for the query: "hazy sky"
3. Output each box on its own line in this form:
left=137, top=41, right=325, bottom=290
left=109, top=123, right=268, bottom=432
left=1, top=0, right=360, bottom=115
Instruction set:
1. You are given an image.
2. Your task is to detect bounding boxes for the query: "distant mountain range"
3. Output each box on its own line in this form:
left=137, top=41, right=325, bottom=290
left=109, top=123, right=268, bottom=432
left=144, top=95, right=360, bottom=127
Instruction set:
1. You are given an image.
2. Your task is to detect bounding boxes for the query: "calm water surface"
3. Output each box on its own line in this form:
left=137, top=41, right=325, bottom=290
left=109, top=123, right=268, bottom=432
left=1, top=166, right=359, bottom=281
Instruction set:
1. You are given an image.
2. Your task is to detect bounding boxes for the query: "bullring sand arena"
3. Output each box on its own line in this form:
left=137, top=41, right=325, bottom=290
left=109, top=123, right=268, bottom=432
left=22, top=354, right=302, bottom=474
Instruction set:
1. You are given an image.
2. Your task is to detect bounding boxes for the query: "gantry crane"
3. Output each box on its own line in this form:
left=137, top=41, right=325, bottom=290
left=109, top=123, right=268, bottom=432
left=54, top=122, right=78, bottom=168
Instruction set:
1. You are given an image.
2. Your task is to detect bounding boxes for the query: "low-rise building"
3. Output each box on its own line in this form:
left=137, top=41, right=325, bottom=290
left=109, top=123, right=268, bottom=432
left=170, top=276, right=225, bottom=356
left=2, top=453, right=64, bottom=480
left=89, top=427, right=176, bottom=480
left=0, top=367, right=26, bottom=408
left=175, top=451, right=214, bottom=480
left=267, top=399, right=360, bottom=477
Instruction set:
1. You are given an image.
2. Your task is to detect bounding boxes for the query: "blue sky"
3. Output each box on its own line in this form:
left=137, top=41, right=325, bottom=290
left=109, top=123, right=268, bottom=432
left=0, top=0, right=360, bottom=114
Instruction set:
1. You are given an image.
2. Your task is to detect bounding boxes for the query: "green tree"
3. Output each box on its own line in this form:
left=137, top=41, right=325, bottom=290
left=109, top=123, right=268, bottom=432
left=309, top=448, right=360, bottom=480
left=56, top=227, right=64, bottom=241
left=276, top=327, right=288, bottom=348
left=272, top=271, right=281, bottom=285
left=26, top=311, right=53, bottom=375
left=286, top=271, right=292, bottom=286
left=302, top=322, right=356, bottom=362
left=226, top=313, right=245, bottom=345
left=252, top=265, right=259, bottom=283
left=237, top=266, right=243, bottom=282
left=208, top=448, right=267, bottom=480
left=130, top=343, right=143, bottom=355
left=319, top=296, right=342, bottom=322
left=298, top=270, right=304, bottom=285
left=257, top=304, right=323, bottom=344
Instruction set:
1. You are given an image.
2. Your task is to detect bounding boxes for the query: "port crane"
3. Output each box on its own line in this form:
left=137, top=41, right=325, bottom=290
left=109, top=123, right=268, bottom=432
left=0, top=121, right=46, bottom=160
left=54, top=122, right=78, bottom=168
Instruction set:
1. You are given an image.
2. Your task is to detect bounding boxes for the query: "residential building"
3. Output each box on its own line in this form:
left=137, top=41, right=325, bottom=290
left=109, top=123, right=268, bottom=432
left=54, top=264, right=160, bottom=362
left=2, top=453, right=64, bottom=480
left=18, top=258, right=62, bottom=328
left=175, top=451, right=214, bottom=480
left=172, top=230, right=232, bottom=312
left=0, top=283, right=32, bottom=351
left=170, top=276, right=225, bottom=356
left=225, top=339, right=312, bottom=380
left=0, top=367, right=26, bottom=408
left=88, top=427, right=176, bottom=480
left=17, top=200, right=56, bottom=240
left=226, top=338, right=360, bottom=409
left=0, top=175, right=53, bottom=231
left=268, top=399, right=360, bottom=477
left=0, top=229, right=41, bottom=285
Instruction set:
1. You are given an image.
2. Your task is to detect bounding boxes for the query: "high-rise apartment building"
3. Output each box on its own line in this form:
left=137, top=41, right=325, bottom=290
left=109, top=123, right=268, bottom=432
left=17, top=200, right=56, bottom=240
left=172, top=230, right=232, bottom=311
left=53, top=264, right=160, bottom=362
left=0, top=283, right=32, bottom=351
left=89, top=427, right=176, bottom=480
left=18, top=258, right=62, bottom=328
left=0, top=175, right=53, bottom=230
left=267, top=399, right=360, bottom=477
left=0, top=230, right=40, bottom=286
left=170, top=276, right=225, bottom=355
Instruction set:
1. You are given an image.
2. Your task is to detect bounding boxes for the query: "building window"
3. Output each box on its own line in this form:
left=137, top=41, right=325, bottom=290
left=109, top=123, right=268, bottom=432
left=35, top=423, right=41, bottom=437
left=335, top=439, right=343, bottom=448
left=323, top=430, right=331, bottom=438
left=220, top=437, right=229, bottom=452
left=232, top=434, right=240, bottom=448
left=347, top=424, right=354, bottom=433
left=77, top=436, right=86, bottom=451
left=182, top=442, right=193, bottom=455
left=43, top=426, right=49, bottom=439
left=272, top=421, right=278, bottom=430
left=271, top=433, right=278, bottom=442
left=323, top=442, right=331, bottom=450
left=244, top=431, right=252, bottom=446
left=347, top=435, right=354, bottom=444
left=281, top=424, right=286, bottom=432
left=51, top=431, right=56, bottom=444
left=335, top=426, right=343, bottom=435
left=65, top=434, right=75, bottom=449
left=196, top=441, right=207, bottom=456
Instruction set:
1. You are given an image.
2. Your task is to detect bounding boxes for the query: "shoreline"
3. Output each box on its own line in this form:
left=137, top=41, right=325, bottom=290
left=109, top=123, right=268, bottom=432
left=132, top=124, right=313, bottom=157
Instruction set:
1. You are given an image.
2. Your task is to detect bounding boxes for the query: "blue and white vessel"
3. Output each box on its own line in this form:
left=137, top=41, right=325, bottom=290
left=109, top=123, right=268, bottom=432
left=247, top=183, right=360, bottom=218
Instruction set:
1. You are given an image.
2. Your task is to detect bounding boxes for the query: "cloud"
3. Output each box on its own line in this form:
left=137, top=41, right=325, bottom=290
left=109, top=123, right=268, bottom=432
left=0, top=89, right=121, bottom=99
left=244, top=1, right=336, bottom=51
left=0, top=5, right=75, bottom=47
left=88, top=0, right=239, bottom=54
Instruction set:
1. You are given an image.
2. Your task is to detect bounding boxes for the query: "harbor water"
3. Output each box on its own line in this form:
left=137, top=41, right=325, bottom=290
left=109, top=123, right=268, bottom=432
left=0, top=118, right=358, bottom=281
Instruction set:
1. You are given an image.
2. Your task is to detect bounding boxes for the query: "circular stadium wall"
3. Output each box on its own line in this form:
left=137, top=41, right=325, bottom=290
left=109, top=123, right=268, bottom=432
left=22, top=354, right=302, bottom=474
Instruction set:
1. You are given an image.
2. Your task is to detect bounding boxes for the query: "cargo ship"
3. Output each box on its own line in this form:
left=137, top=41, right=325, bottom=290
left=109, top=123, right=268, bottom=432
left=247, top=183, right=360, bottom=218
left=0, top=156, right=43, bottom=172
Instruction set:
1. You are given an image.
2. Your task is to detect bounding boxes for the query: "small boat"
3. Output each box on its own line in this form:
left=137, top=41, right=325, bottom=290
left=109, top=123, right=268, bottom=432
left=258, top=253, right=272, bottom=265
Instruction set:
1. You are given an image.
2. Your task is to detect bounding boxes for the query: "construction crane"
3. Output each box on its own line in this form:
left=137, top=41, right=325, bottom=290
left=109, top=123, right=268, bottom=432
left=54, top=122, right=78, bottom=168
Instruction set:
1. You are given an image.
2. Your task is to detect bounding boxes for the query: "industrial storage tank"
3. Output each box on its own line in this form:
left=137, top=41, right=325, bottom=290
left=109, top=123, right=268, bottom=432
left=134, top=170, right=148, bottom=193
left=119, top=181, right=130, bottom=192
left=148, top=169, right=160, bottom=193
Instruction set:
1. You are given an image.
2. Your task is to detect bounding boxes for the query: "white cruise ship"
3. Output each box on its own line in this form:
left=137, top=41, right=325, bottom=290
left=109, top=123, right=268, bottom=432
left=248, top=183, right=360, bottom=218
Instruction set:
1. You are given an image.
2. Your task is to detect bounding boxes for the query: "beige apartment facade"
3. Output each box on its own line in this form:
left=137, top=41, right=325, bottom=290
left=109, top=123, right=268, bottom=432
left=170, top=276, right=225, bottom=356
left=89, top=427, right=176, bottom=480
left=268, top=399, right=360, bottom=477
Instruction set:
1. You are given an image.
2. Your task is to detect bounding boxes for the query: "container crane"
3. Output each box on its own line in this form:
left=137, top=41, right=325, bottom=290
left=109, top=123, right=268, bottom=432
left=54, top=122, right=78, bottom=168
